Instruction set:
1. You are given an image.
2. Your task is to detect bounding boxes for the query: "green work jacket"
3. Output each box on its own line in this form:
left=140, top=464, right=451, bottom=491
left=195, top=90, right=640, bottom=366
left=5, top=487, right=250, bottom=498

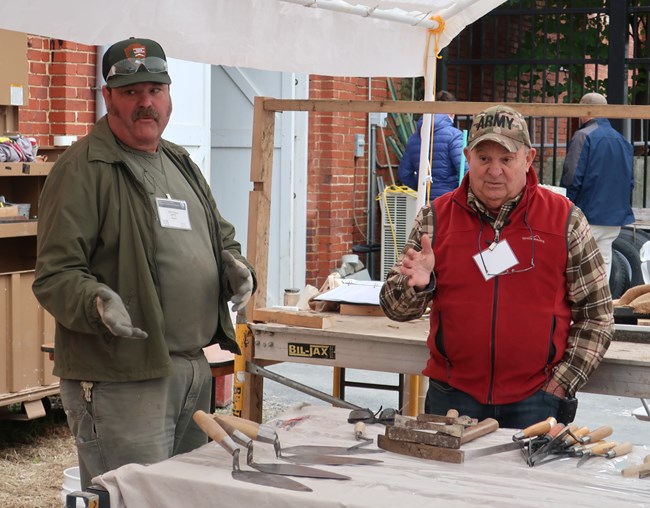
left=33, top=116, right=256, bottom=382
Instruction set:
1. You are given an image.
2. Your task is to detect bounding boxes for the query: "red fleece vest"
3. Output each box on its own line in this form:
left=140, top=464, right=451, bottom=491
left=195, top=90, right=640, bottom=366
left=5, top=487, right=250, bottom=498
left=423, top=174, right=573, bottom=405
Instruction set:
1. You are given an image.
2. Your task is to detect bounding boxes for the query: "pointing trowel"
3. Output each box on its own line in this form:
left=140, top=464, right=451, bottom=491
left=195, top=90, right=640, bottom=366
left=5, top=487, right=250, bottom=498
left=280, top=422, right=384, bottom=456
left=192, top=410, right=313, bottom=492
left=214, top=413, right=352, bottom=479
left=214, top=414, right=383, bottom=465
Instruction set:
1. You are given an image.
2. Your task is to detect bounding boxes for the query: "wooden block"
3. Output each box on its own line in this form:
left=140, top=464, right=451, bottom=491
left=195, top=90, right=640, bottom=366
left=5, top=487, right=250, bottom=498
left=0, top=205, right=18, bottom=218
left=378, top=434, right=464, bottom=463
left=339, top=303, right=385, bottom=317
left=417, top=413, right=478, bottom=426
left=385, top=425, right=461, bottom=449
left=394, top=414, right=464, bottom=438
left=252, top=308, right=333, bottom=329
left=377, top=418, right=522, bottom=464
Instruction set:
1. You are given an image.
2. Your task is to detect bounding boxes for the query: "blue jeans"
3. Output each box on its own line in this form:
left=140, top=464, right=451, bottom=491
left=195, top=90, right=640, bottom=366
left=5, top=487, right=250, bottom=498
left=424, top=378, right=561, bottom=429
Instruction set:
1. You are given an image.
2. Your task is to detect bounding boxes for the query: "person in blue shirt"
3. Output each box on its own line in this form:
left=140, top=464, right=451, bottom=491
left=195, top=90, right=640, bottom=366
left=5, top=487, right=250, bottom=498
left=560, top=92, right=635, bottom=279
left=397, top=90, right=466, bottom=200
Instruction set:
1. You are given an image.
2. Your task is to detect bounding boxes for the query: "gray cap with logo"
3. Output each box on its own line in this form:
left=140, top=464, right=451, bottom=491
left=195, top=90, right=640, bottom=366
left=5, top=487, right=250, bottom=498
left=467, top=105, right=532, bottom=153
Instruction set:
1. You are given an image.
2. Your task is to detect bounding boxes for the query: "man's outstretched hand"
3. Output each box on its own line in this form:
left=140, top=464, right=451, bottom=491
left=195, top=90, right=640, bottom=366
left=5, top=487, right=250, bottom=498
left=400, top=234, right=435, bottom=290
left=96, top=287, right=148, bottom=339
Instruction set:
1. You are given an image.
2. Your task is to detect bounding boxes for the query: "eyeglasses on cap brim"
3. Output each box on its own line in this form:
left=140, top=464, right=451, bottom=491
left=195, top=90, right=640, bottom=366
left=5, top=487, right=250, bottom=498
left=106, top=56, right=168, bottom=79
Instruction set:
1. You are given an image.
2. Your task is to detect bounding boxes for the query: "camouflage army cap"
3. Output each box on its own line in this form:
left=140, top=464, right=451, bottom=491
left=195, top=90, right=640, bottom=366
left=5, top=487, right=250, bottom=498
left=468, top=105, right=532, bottom=153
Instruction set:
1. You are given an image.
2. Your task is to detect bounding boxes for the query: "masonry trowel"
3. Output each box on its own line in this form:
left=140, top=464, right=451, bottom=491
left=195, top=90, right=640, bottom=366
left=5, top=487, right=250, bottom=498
left=214, top=414, right=383, bottom=465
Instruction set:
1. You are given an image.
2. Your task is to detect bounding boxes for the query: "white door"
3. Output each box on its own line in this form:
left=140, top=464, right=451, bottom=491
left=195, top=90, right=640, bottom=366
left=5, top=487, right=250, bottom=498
left=211, top=67, right=308, bottom=307
left=164, top=58, right=212, bottom=176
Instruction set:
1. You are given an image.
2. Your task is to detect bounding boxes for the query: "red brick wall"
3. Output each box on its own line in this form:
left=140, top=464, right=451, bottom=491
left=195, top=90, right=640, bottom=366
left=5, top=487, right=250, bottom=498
left=21, top=36, right=96, bottom=148
left=307, top=76, right=392, bottom=287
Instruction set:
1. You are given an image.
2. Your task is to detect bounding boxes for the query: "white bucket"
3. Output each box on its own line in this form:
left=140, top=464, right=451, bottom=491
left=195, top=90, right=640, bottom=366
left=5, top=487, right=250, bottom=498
left=60, top=466, right=84, bottom=507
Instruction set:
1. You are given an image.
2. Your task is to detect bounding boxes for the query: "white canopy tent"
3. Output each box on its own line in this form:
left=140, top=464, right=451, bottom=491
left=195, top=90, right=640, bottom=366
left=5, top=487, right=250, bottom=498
left=0, top=1, right=505, bottom=76
left=0, top=0, right=506, bottom=207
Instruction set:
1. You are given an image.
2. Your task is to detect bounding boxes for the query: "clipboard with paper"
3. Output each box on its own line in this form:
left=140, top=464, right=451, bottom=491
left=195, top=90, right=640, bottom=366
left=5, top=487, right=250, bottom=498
left=314, top=279, right=383, bottom=306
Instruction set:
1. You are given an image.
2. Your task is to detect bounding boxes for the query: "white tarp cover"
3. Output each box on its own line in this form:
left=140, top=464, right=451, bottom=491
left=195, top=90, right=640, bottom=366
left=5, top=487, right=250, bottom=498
left=0, top=0, right=506, bottom=77
left=94, top=404, right=650, bottom=508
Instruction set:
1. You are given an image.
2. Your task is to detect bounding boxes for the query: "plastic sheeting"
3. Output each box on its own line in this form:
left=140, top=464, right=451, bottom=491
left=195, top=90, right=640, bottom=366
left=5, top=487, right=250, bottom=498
left=0, top=0, right=505, bottom=77
left=95, top=404, right=650, bottom=507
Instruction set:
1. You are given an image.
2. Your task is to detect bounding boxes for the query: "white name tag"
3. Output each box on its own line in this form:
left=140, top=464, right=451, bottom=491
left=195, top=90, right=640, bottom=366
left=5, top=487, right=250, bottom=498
left=472, top=239, right=519, bottom=281
left=156, top=197, right=192, bottom=230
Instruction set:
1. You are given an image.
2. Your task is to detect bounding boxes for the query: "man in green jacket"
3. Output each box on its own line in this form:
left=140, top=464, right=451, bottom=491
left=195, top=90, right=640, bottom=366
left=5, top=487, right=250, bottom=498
left=33, top=37, right=256, bottom=489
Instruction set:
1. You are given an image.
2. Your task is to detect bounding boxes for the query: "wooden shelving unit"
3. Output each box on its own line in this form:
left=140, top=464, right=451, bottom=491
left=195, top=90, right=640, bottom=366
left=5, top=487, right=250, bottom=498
left=0, top=154, right=58, bottom=418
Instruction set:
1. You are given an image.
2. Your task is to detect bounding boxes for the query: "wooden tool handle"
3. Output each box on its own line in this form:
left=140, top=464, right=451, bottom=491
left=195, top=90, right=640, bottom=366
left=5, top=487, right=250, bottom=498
left=622, top=462, right=650, bottom=478
left=585, top=425, right=613, bottom=443
left=607, top=442, right=633, bottom=458
left=588, top=441, right=617, bottom=455
left=214, top=414, right=260, bottom=440
left=546, top=423, right=565, bottom=438
left=517, top=416, right=556, bottom=439
left=354, top=421, right=366, bottom=439
left=193, top=410, right=238, bottom=455
left=214, top=415, right=240, bottom=437
left=461, top=418, right=499, bottom=444
left=564, top=426, right=590, bottom=446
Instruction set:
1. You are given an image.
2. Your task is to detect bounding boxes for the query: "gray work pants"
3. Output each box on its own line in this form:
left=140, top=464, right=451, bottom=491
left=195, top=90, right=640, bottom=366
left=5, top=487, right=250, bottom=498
left=60, top=354, right=212, bottom=489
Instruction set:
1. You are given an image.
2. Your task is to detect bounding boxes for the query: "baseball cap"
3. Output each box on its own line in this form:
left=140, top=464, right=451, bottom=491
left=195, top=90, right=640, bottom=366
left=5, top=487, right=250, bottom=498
left=579, top=92, right=607, bottom=105
left=467, top=105, right=532, bottom=153
left=102, top=37, right=172, bottom=89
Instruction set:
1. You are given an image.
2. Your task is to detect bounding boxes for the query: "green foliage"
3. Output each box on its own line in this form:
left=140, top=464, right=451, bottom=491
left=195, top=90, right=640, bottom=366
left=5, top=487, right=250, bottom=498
left=498, top=0, right=610, bottom=102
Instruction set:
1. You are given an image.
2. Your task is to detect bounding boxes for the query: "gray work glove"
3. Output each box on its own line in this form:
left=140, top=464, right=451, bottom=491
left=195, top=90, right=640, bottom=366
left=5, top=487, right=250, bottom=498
left=95, top=287, right=148, bottom=339
left=222, top=250, right=253, bottom=312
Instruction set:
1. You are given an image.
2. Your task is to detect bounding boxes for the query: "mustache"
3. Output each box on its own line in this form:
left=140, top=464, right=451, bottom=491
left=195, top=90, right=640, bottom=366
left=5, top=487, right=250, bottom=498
left=132, top=107, right=160, bottom=122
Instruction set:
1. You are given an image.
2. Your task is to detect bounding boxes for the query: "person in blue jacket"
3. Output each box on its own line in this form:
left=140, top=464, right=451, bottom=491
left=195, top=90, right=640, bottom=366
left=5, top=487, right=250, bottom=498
left=397, top=90, right=466, bottom=200
left=560, top=92, right=635, bottom=279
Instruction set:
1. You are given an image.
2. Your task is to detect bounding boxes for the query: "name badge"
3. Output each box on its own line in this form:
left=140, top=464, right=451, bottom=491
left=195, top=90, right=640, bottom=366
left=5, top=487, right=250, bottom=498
left=472, top=239, right=519, bottom=281
left=156, top=197, right=192, bottom=230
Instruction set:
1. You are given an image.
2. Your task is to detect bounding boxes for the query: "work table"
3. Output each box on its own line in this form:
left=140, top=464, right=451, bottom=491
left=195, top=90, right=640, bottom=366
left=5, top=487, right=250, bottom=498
left=248, top=313, right=650, bottom=404
left=94, top=404, right=650, bottom=507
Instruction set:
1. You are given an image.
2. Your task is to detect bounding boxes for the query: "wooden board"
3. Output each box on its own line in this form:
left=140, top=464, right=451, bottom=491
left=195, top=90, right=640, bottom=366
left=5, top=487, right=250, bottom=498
left=378, top=434, right=465, bottom=463
left=252, top=308, right=333, bottom=329
left=339, top=303, right=385, bottom=317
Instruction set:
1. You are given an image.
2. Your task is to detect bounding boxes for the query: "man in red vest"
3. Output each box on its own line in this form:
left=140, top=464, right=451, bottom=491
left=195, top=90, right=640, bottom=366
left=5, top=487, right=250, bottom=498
left=380, top=105, right=613, bottom=428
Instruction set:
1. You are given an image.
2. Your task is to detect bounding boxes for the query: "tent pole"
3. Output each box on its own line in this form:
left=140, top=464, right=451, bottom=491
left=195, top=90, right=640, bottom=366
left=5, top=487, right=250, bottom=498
left=416, top=43, right=437, bottom=210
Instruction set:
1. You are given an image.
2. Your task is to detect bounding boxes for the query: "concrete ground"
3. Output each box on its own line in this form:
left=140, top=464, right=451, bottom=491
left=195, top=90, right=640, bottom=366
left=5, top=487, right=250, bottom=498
left=263, top=363, right=650, bottom=446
